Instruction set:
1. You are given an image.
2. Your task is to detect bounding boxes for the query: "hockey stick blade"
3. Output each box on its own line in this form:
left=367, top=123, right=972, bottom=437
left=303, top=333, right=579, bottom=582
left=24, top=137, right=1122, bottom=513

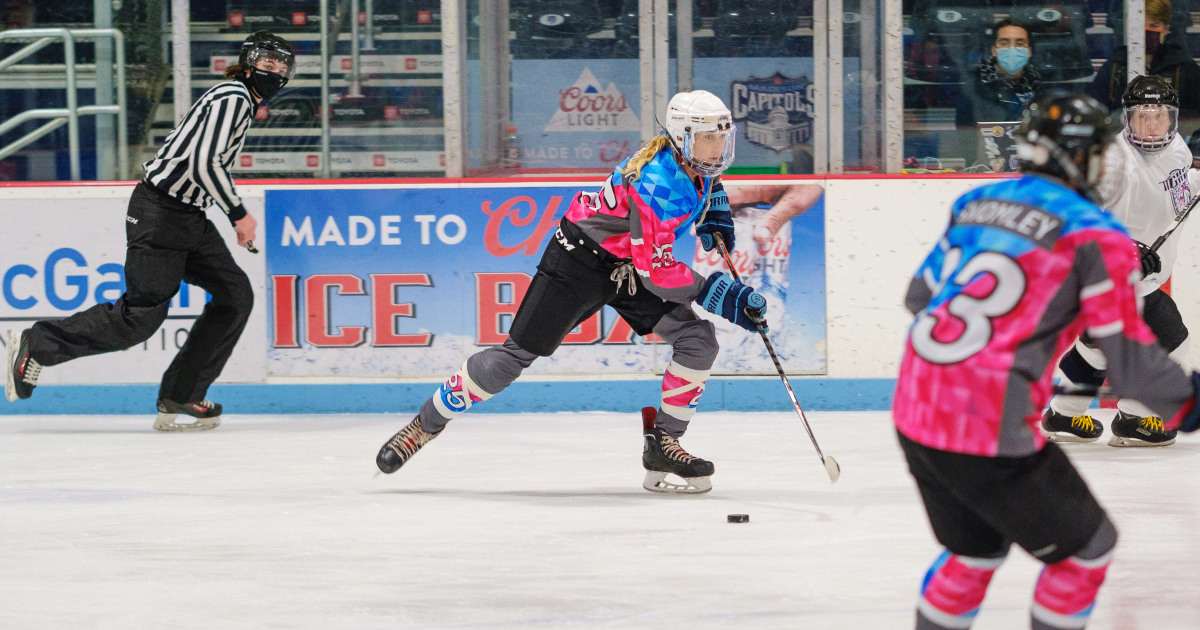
left=714, top=234, right=840, bottom=483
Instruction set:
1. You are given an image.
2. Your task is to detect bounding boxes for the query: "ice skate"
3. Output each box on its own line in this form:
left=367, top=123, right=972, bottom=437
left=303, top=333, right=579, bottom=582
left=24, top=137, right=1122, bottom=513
left=376, top=415, right=440, bottom=474
left=154, top=398, right=222, bottom=432
left=1041, top=408, right=1103, bottom=443
left=641, top=407, right=714, bottom=494
left=1108, top=411, right=1176, bottom=447
left=6, top=329, right=40, bottom=402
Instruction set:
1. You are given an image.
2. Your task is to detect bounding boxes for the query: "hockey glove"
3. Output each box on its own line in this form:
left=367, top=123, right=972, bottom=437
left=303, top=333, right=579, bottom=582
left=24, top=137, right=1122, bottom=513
left=696, top=185, right=735, bottom=252
left=1135, top=240, right=1161, bottom=276
left=696, top=272, right=768, bottom=333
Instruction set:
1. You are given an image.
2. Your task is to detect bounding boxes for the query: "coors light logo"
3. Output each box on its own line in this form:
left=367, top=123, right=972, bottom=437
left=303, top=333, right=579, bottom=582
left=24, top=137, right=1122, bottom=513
left=545, top=68, right=640, bottom=132
left=729, top=72, right=815, bottom=153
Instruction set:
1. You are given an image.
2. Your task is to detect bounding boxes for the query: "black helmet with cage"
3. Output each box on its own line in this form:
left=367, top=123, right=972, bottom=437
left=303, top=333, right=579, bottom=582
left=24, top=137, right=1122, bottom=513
left=1121, top=74, right=1179, bottom=153
left=1016, top=91, right=1120, bottom=201
left=233, top=31, right=295, bottom=101
left=239, top=30, right=296, bottom=79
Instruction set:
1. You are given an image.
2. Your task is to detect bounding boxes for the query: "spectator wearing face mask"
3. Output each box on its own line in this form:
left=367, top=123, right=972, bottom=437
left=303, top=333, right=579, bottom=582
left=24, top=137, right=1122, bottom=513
left=1091, top=0, right=1200, bottom=119
left=956, top=18, right=1041, bottom=165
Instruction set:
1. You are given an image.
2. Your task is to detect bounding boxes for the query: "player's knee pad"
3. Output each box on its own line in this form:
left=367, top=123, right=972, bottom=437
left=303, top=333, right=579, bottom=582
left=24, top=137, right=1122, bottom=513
left=660, top=361, right=710, bottom=422
left=1031, top=518, right=1116, bottom=630
left=432, top=361, right=496, bottom=419
left=1059, top=342, right=1106, bottom=386
left=917, top=549, right=1006, bottom=629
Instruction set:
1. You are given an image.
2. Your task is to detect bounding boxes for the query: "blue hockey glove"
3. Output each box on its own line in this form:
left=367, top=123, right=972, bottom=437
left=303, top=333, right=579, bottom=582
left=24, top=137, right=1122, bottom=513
left=696, top=185, right=734, bottom=252
left=696, top=272, right=768, bottom=333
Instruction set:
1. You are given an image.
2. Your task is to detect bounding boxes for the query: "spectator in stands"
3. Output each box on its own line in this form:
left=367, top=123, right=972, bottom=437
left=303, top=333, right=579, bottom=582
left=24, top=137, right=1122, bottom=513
left=1091, top=0, right=1200, bottom=118
left=955, top=18, right=1042, bottom=169
left=957, top=18, right=1042, bottom=127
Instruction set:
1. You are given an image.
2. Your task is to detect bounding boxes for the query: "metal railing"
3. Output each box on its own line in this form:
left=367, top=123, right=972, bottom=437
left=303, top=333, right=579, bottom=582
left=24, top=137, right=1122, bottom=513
left=0, top=28, right=128, bottom=181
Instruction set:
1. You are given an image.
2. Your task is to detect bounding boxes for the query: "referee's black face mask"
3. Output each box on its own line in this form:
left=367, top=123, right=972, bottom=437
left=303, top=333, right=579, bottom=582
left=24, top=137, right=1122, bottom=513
left=246, top=68, right=288, bottom=101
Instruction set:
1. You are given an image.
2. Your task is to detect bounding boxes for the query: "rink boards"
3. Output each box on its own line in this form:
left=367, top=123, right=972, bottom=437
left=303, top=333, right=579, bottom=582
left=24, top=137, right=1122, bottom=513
left=2, top=175, right=1196, bottom=412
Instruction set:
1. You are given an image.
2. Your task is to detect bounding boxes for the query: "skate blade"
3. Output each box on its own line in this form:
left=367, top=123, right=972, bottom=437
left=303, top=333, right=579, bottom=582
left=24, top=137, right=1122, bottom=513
left=1042, top=429, right=1100, bottom=444
left=642, top=470, right=712, bottom=494
left=4, top=330, right=18, bottom=403
left=1107, top=434, right=1175, bottom=447
left=153, top=412, right=220, bottom=433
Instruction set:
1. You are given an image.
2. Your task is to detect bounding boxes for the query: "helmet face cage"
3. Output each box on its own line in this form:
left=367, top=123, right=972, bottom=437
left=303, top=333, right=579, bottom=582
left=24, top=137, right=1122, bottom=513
left=241, top=32, right=296, bottom=80
left=680, top=126, right=736, bottom=177
left=1123, top=104, right=1178, bottom=153
left=244, top=47, right=295, bottom=80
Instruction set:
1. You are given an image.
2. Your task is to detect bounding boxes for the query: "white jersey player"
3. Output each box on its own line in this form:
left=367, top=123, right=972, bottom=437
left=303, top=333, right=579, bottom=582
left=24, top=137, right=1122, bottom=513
left=1042, top=75, right=1197, bottom=447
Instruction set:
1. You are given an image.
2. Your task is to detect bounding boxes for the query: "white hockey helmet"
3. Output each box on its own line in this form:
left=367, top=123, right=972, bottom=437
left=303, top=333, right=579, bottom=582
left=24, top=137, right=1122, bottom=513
left=664, top=90, right=736, bottom=176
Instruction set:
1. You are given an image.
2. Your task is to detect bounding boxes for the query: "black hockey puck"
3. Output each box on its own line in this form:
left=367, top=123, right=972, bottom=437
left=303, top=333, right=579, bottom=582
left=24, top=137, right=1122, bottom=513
left=727, top=514, right=749, bottom=523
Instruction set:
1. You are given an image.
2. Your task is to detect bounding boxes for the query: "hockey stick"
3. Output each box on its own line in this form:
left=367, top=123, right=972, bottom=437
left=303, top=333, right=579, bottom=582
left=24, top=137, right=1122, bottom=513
left=1149, top=190, right=1200, bottom=253
left=713, top=234, right=841, bottom=483
left=1052, top=382, right=1113, bottom=398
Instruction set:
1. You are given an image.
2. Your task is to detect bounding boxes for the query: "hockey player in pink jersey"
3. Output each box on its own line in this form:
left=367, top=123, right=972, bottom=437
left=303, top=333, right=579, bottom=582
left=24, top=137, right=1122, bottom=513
left=1042, top=75, right=1198, bottom=447
left=374, top=90, right=767, bottom=494
left=894, top=92, right=1200, bottom=629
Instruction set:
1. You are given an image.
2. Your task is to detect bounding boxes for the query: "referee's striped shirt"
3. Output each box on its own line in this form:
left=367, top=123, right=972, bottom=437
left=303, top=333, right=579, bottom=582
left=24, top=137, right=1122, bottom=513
left=143, top=81, right=255, bottom=223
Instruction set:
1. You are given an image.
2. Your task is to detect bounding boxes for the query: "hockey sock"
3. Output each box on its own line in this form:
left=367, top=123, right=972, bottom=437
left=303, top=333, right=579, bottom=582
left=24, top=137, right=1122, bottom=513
left=430, top=361, right=496, bottom=423
left=1052, top=342, right=1107, bottom=417
left=916, top=549, right=1005, bottom=630
left=1031, top=519, right=1115, bottom=630
left=656, top=361, right=710, bottom=435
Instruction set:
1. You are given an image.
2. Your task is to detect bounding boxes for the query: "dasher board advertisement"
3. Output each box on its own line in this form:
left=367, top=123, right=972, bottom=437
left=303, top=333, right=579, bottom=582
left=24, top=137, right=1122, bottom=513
left=264, top=182, right=826, bottom=377
left=0, top=195, right=267, bottom=385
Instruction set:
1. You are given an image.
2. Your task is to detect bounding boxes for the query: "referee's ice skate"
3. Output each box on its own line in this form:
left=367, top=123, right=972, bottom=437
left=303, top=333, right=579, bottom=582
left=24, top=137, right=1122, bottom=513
left=154, top=398, right=222, bottom=432
left=5, top=329, right=40, bottom=402
left=640, top=407, right=714, bottom=494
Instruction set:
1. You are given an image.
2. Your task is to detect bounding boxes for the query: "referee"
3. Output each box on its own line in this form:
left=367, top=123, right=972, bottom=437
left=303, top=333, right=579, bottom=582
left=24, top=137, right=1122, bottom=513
left=5, top=31, right=295, bottom=432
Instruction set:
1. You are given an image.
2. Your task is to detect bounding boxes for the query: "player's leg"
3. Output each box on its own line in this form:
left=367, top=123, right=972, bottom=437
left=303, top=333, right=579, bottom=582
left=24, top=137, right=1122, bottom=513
left=1111, top=289, right=1186, bottom=446
left=610, top=289, right=719, bottom=493
left=153, top=219, right=253, bottom=431
left=898, top=433, right=1010, bottom=629
left=1031, top=518, right=1117, bottom=630
left=1007, top=443, right=1116, bottom=629
left=1043, top=336, right=1106, bottom=442
left=9, top=189, right=187, bottom=402
left=377, top=237, right=611, bottom=474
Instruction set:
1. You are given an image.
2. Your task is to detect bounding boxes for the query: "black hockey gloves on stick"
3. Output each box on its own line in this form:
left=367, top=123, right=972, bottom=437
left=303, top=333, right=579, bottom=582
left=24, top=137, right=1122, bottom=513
left=712, top=233, right=841, bottom=483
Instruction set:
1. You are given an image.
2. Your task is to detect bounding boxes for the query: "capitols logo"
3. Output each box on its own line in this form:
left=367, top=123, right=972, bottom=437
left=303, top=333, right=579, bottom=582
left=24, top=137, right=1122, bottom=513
left=729, top=72, right=816, bottom=153
left=545, top=68, right=640, bottom=132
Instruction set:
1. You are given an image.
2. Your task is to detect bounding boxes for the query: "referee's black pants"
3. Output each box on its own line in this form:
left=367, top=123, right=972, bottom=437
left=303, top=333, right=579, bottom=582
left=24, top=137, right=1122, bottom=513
left=27, top=182, right=253, bottom=403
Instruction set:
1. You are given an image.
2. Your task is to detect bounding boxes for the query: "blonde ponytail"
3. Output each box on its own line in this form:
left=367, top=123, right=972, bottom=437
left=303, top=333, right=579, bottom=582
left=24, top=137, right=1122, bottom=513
left=622, top=135, right=673, bottom=181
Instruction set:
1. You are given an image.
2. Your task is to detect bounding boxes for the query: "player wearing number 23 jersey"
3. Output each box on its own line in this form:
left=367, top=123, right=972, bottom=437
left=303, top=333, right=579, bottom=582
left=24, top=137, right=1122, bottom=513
left=892, top=93, right=1200, bottom=630
left=894, top=174, right=1194, bottom=457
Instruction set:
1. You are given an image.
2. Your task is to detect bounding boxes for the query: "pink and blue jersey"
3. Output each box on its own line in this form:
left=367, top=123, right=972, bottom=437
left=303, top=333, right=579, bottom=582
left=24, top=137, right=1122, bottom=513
left=894, top=175, right=1195, bottom=457
left=564, top=147, right=714, bottom=304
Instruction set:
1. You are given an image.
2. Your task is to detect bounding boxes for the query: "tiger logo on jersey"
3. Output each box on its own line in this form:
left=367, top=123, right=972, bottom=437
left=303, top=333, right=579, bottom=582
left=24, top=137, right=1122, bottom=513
left=1161, top=167, right=1192, bottom=217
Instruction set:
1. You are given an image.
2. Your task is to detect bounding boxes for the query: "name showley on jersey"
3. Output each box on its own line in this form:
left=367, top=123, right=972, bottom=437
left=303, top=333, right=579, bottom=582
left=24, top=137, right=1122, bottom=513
left=958, top=199, right=1063, bottom=244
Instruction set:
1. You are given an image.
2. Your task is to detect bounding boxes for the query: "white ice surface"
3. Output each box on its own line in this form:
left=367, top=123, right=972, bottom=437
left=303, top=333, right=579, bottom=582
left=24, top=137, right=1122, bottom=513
left=2, top=410, right=1199, bottom=629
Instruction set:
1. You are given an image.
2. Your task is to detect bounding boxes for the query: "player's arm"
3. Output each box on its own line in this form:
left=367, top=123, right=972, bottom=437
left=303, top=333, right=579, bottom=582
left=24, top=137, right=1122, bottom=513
left=904, top=230, right=951, bottom=315
left=1076, top=230, right=1197, bottom=429
left=189, top=94, right=251, bottom=224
